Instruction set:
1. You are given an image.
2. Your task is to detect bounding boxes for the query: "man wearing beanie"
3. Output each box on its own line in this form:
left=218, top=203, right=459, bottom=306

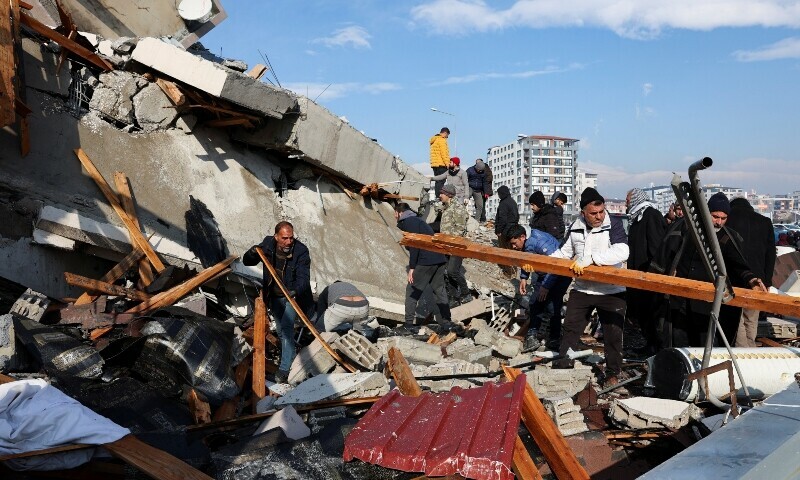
left=439, top=183, right=472, bottom=306
left=529, top=190, right=562, bottom=240
left=429, top=128, right=450, bottom=197
left=549, top=187, right=630, bottom=390
left=431, top=157, right=469, bottom=204
left=550, top=192, right=568, bottom=241
left=652, top=192, right=766, bottom=347
left=494, top=185, right=520, bottom=276
left=467, top=159, right=493, bottom=222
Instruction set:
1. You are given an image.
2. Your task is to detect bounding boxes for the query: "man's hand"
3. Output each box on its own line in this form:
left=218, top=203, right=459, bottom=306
left=538, top=286, right=549, bottom=302
left=519, top=281, right=527, bottom=296
left=407, top=269, right=414, bottom=285
left=521, top=263, right=535, bottom=272
left=570, top=260, right=585, bottom=275
left=749, top=278, right=767, bottom=292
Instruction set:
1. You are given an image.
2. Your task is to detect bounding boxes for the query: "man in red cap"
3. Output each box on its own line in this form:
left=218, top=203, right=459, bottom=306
left=430, top=157, right=469, bottom=204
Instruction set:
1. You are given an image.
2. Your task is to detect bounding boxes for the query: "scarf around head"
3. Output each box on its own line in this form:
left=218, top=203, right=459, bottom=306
left=628, top=188, right=656, bottom=223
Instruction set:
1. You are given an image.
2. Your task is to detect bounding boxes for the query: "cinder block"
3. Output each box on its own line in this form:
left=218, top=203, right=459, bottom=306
left=474, top=325, right=522, bottom=358
left=529, top=363, right=595, bottom=399
left=446, top=339, right=493, bottom=366
left=377, top=337, right=443, bottom=366
left=488, top=307, right=512, bottom=333
left=543, top=396, right=588, bottom=437
left=288, top=332, right=340, bottom=385
left=411, top=358, right=488, bottom=393
left=333, top=330, right=381, bottom=370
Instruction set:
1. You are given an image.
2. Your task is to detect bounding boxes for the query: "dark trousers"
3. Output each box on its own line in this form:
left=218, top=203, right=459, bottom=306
left=404, top=263, right=451, bottom=326
left=432, top=166, right=447, bottom=197
left=627, top=288, right=662, bottom=350
left=529, top=276, right=571, bottom=341
left=668, top=303, right=741, bottom=348
left=560, top=290, right=626, bottom=376
left=497, top=234, right=515, bottom=275
left=471, top=189, right=486, bottom=222
left=446, top=255, right=468, bottom=298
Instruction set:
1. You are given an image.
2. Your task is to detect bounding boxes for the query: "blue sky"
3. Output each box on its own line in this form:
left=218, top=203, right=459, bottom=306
left=202, top=1, right=800, bottom=198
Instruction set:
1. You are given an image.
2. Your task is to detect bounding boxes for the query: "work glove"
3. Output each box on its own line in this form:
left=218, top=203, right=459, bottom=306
left=521, top=263, right=535, bottom=273
left=569, top=257, right=592, bottom=276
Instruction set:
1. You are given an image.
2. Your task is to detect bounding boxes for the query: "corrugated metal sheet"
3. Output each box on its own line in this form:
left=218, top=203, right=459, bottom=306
left=343, top=374, right=527, bottom=480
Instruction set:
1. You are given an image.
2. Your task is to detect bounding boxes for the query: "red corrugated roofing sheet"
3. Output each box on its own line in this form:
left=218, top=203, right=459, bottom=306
left=343, top=374, right=527, bottom=480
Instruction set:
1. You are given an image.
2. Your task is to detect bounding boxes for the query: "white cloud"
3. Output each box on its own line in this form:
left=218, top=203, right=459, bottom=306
left=312, top=26, right=372, bottom=49
left=429, top=63, right=584, bottom=86
left=305, top=49, right=318, bottom=56
left=733, top=37, right=800, bottom=61
left=410, top=0, right=800, bottom=39
left=642, top=82, right=653, bottom=96
left=284, top=82, right=401, bottom=101
left=635, top=104, right=656, bottom=119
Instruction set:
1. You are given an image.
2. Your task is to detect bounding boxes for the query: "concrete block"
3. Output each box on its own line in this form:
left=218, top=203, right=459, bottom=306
left=131, top=38, right=297, bottom=119
left=10, top=289, right=50, bottom=322
left=253, top=406, right=310, bottom=440
left=0, top=314, right=15, bottom=371
left=452, top=298, right=491, bottom=323
left=89, top=71, right=146, bottom=125
left=610, top=397, right=702, bottom=430
left=377, top=337, right=442, bottom=366
left=411, top=358, right=488, bottom=393
left=529, top=363, right=595, bottom=399
left=307, top=406, right=347, bottom=434
left=488, top=307, right=513, bottom=333
left=288, top=332, right=340, bottom=386
left=222, top=59, right=248, bottom=72
left=758, top=316, right=798, bottom=339
left=333, top=330, right=381, bottom=371
left=446, top=338, right=492, bottom=367
left=132, top=83, right=178, bottom=132
left=274, top=372, right=389, bottom=408
left=32, top=229, right=77, bottom=250
left=474, top=325, right=522, bottom=358
left=543, top=396, right=589, bottom=437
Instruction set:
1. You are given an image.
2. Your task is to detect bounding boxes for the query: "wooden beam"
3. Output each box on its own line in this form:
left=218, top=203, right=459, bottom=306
left=19, top=12, right=112, bottom=71
left=187, top=103, right=260, bottom=120
left=255, top=246, right=358, bottom=373
left=205, top=116, right=254, bottom=128
left=400, top=233, right=800, bottom=318
left=252, top=295, right=266, bottom=412
left=64, top=272, right=151, bottom=302
left=246, top=64, right=268, bottom=80
left=55, top=29, right=76, bottom=74
left=155, top=78, right=185, bottom=106
left=74, top=149, right=165, bottom=272
left=104, top=435, right=214, bottom=480
left=512, top=436, right=543, bottom=480
left=187, top=389, right=211, bottom=425
left=18, top=116, right=29, bottom=156
left=113, top=172, right=155, bottom=287
left=124, top=256, right=236, bottom=314
left=382, top=194, right=420, bottom=201
left=387, top=347, right=423, bottom=397
left=0, top=0, right=16, bottom=128
left=503, top=367, right=590, bottom=480
left=74, top=248, right=145, bottom=305
left=213, top=355, right=251, bottom=422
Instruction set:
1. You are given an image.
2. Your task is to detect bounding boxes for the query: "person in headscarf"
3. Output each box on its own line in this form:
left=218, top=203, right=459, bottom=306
left=625, top=188, right=667, bottom=356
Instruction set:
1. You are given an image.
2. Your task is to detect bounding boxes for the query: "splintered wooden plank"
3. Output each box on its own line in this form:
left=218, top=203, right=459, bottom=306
left=104, top=435, right=214, bottom=480
left=512, top=436, right=543, bottom=480
left=400, top=233, right=800, bottom=318
left=74, top=149, right=165, bottom=272
left=252, top=295, right=266, bottom=412
left=124, top=256, right=236, bottom=314
left=74, top=248, right=145, bottom=305
left=246, top=64, right=267, bottom=80
left=0, top=0, right=15, bottom=128
left=64, top=272, right=151, bottom=302
left=155, top=78, right=185, bottom=106
left=19, top=12, right=112, bottom=71
left=113, top=172, right=155, bottom=288
left=387, top=347, right=423, bottom=397
left=205, top=117, right=253, bottom=128
left=188, top=389, right=211, bottom=425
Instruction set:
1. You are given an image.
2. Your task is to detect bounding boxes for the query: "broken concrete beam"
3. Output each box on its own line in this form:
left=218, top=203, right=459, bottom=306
left=377, top=336, right=443, bottom=366
left=474, top=325, right=522, bottom=358
left=131, top=38, right=297, bottom=119
left=610, top=397, right=702, bottom=430
left=32, top=229, right=77, bottom=250
left=543, top=396, right=589, bottom=437
left=287, top=332, right=340, bottom=386
left=411, top=358, right=488, bottom=393
left=333, top=330, right=381, bottom=371
left=445, top=338, right=492, bottom=367
left=89, top=71, right=147, bottom=125
left=132, top=83, right=178, bottom=132
left=529, top=363, right=595, bottom=399
left=274, top=372, right=389, bottom=408
left=451, top=297, right=491, bottom=323
left=253, top=406, right=310, bottom=440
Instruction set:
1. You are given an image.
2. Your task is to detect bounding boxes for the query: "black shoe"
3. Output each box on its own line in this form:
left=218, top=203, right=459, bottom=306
left=552, top=358, right=574, bottom=369
left=546, top=339, right=561, bottom=351
left=523, top=336, right=542, bottom=352
left=459, top=294, right=474, bottom=305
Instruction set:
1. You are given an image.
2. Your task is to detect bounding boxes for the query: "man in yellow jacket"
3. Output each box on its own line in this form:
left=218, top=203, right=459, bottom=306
left=429, top=127, right=450, bottom=196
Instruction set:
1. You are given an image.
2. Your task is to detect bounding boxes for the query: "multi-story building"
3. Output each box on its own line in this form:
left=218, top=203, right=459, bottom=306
left=485, top=135, right=579, bottom=223
left=641, top=185, right=674, bottom=215
left=604, top=198, right=627, bottom=214
left=702, top=184, right=745, bottom=201
left=574, top=169, right=598, bottom=212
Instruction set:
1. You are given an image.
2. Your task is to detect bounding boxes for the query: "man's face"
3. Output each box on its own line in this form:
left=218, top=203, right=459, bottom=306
left=625, top=191, right=633, bottom=209
left=449, top=160, right=458, bottom=170
left=675, top=205, right=684, bottom=218
left=582, top=202, right=606, bottom=228
left=510, top=235, right=526, bottom=250
left=439, top=193, right=451, bottom=204
left=441, top=131, right=449, bottom=138
left=711, top=211, right=728, bottom=230
left=529, top=203, right=540, bottom=213
left=554, top=198, right=564, bottom=207
left=275, top=226, right=295, bottom=252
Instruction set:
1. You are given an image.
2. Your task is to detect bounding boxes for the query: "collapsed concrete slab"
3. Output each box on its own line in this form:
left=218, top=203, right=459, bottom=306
left=610, top=397, right=702, bottom=430
left=288, top=332, right=339, bottom=386
left=377, top=337, right=443, bottom=366
left=131, top=38, right=297, bottom=119
left=21, top=38, right=72, bottom=97
left=274, top=372, right=389, bottom=408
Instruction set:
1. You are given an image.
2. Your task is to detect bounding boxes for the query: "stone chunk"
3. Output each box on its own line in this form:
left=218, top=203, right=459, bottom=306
left=377, top=336, right=443, bottom=366
left=446, top=338, right=492, bottom=367
left=274, top=372, right=389, bottom=408
left=543, top=396, right=589, bottom=437
left=132, top=83, right=178, bottom=132
left=474, top=325, right=522, bottom=358
left=288, top=332, right=339, bottom=386
left=90, top=71, right=146, bottom=125
left=222, top=59, right=248, bottom=72
left=253, top=406, right=310, bottom=440
left=333, top=330, right=381, bottom=370
left=610, top=397, right=702, bottom=430
left=528, top=363, right=595, bottom=399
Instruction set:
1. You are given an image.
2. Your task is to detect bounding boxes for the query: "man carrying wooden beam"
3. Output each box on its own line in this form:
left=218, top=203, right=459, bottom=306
left=243, top=221, right=312, bottom=383
left=550, top=188, right=630, bottom=391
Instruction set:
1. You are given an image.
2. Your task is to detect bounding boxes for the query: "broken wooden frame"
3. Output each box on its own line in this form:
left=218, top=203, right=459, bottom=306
left=19, top=11, right=112, bottom=71
left=686, top=360, right=740, bottom=418
left=399, top=233, right=800, bottom=317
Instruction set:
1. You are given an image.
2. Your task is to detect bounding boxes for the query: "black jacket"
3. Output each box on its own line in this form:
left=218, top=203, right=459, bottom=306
left=466, top=165, right=492, bottom=195
left=494, top=186, right=519, bottom=237
left=726, top=198, right=776, bottom=287
left=397, top=213, right=447, bottom=268
left=530, top=204, right=562, bottom=241
left=243, top=236, right=313, bottom=313
left=627, top=206, right=667, bottom=272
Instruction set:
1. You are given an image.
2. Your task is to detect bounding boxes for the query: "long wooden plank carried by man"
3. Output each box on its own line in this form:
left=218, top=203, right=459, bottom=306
left=399, top=233, right=800, bottom=318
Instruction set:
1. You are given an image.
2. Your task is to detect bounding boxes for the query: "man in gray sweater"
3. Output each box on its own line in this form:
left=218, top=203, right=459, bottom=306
left=314, top=281, right=370, bottom=332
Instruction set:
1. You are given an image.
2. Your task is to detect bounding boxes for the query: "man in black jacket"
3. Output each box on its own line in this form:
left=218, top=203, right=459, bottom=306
left=625, top=188, right=667, bottom=355
left=727, top=197, right=776, bottom=347
left=395, top=203, right=456, bottom=333
left=529, top=191, right=562, bottom=240
left=243, top=221, right=312, bottom=383
left=467, top=159, right=493, bottom=222
left=550, top=191, right=568, bottom=241
left=494, top=185, right=519, bottom=275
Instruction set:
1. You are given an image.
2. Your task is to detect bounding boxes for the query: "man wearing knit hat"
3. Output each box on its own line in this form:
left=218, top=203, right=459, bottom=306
left=439, top=183, right=472, bottom=306
left=529, top=190, right=562, bottom=240
left=652, top=192, right=766, bottom=347
left=547, top=187, right=630, bottom=390
left=431, top=157, right=469, bottom=204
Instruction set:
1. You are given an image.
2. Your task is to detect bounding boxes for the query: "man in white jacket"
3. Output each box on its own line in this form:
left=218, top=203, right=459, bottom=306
left=550, top=187, right=629, bottom=388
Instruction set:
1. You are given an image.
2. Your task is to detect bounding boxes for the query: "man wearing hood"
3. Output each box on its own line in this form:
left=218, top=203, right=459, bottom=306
left=625, top=188, right=667, bottom=355
left=467, top=159, right=493, bottom=222
left=494, top=185, right=519, bottom=275
left=529, top=191, right=562, bottom=240
left=652, top=192, right=766, bottom=347
left=429, top=128, right=450, bottom=197
left=726, top=197, right=776, bottom=347
left=551, top=192, right=568, bottom=241
left=431, top=157, right=470, bottom=204
left=550, top=188, right=629, bottom=390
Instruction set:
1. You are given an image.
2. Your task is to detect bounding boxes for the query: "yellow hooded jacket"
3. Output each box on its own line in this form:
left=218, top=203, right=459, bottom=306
left=429, top=134, right=450, bottom=168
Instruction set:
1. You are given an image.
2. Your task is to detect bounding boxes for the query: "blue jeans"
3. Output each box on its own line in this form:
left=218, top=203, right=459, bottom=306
left=270, top=297, right=298, bottom=372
